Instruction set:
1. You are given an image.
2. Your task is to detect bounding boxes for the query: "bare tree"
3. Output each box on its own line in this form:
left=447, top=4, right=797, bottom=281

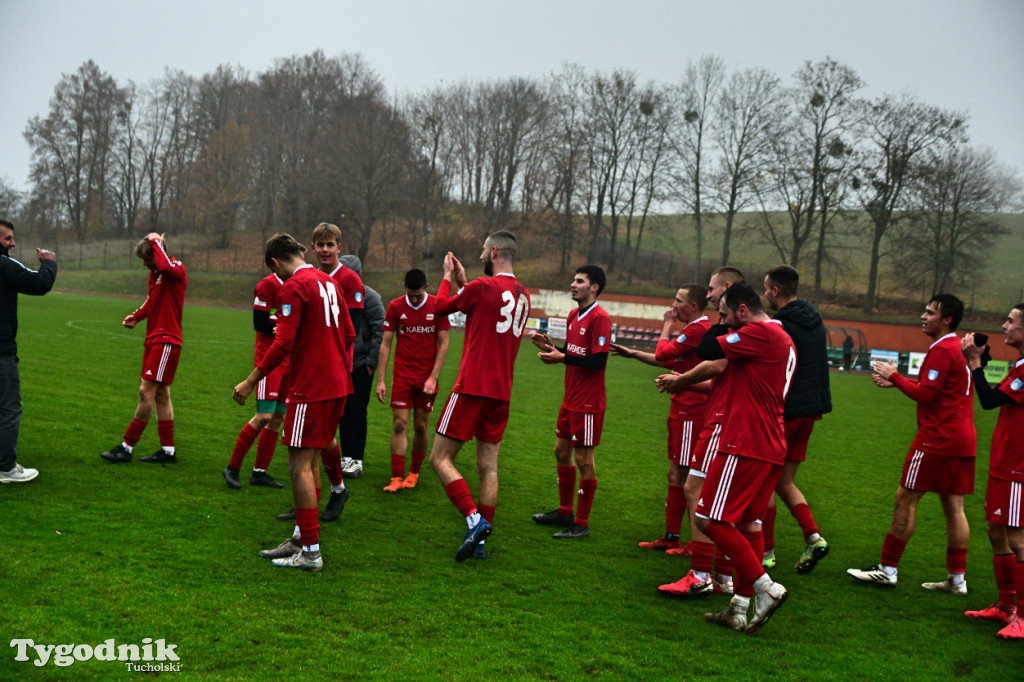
left=23, top=60, right=128, bottom=242
left=893, top=146, right=1017, bottom=296
left=712, top=66, right=787, bottom=266
left=854, top=93, right=966, bottom=312
left=665, top=55, right=726, bottom=280
left=0, top=177, right=22, bottom=221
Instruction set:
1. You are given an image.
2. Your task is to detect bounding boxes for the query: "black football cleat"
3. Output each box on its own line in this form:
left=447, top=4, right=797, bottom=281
left=100, top=444, right=132, bottom=464
left=250, top=471, right=284, bottom=489
left=223, top=466, right=241, bottom=489
left=140, top=450, right=177, bottom=464
left=321, top=489, right=350, bottom=522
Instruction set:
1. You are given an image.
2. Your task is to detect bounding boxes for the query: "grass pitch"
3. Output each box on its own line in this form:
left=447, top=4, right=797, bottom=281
left=3, top=292, right=1015, bottom=680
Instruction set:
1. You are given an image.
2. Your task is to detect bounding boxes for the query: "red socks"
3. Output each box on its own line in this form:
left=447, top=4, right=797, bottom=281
left=691, top=541, right=714, bottom=574
left=254, top=429, right=278, bottom=471
left=557, top=465, right=576, bottom=516
left=881, top=532, right=907, bottom=569
left=704, top=521, right=764, bottom=597
left=665, top=484, right=687, bottom=536
left=1016, top=560, right=1024, bottom=610
left=391, top=454, right=406, bottom=478
left=575, top=478, right=597, bottom=528
left=230, top=423, right=259, bottom=469
left=157, top=420, right=174, bottom=449
left=946, top=546, right=967, bottom=574
left=295, top=508, right=319, bottom=548
left=790, top=502, right=819, bottom=541
left=123, top=418, right=147, bottom=447
left=479, top=505, right=495, bottom=524
left=444, top=478, right=478, bottom=518
left=321, top=443, right=343, bottom=487
left=410, top=451, right=426, bottom=475
left=994, top=554, right=1017, bottom=607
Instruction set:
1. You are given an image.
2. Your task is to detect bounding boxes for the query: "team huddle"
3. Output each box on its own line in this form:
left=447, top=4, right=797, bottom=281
left=85, top=226, right=1023, bottom=638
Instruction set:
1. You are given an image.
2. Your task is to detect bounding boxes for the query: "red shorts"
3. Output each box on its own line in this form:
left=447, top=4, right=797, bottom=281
left=141, top=343, right=181, bottom=385
left=256, top=364, right=288, bottom=403
left=688, top=421, right=722, bottom=478
left=390, top=375, right=437, bottom=412
left=435, top=392, right=510, bottom=444
left=784, top=416, right=820, bottom=463
left=667, top=417, right=701, bottom=467
left=556, top=406, right=603, bottom=447
left=901, top=450, right=975, bottom=495
left=283, top=397, right=346, bottom=449
left=985, top=475, right=1023, bottom=527
left=696, top=454, right=782, bottom=524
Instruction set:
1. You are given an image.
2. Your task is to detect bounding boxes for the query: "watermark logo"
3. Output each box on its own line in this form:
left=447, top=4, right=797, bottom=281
left=10, top=638, right=180, bottom=670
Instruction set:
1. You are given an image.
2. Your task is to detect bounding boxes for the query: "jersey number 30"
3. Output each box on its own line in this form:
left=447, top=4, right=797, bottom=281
left=496, top=291, right=529, bottom=337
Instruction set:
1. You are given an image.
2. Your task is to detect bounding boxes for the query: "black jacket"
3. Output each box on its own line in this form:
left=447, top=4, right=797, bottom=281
left=0, top=244, right=57, bottom=356
left=774, top=300, right=832, bottom=419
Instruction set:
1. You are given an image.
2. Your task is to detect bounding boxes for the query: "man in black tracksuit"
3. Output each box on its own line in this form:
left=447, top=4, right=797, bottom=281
left=0, top=220, right=57, bottom=484
left=762, top=265, right=833, bottom=573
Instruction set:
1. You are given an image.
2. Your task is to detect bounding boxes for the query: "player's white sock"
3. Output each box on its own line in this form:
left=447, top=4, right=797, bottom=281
left=342, top=457, right=353, bottom=463
left=253, top=468, right=266, bottom=474
left=303, top=543, right=319, bottom=553
left=122, top=443, right=134, bottom=454
left=882, top=564, right=898, bottom=576
left=763, top=549, right=775, bottom=560
left=807, top=532, right=821, bottom=543
left=693, top=571, right=710, bottom=581
left=162, top=446, right=175, bottom=455
left=467, top=512, right=482, bottom=528
left=949, top=573, right=965, bottom=585
left=731, top=595, right=750, bottom=610
left=753, top=574, right=774, bottom=595
left=332, top=484, right=345, bottom=494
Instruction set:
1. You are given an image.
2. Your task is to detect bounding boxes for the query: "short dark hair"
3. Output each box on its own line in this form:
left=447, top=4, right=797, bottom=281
left=0, top=220, right=13, bottom=231
left=264, top=233, right=304, bottom=268
left=766, top=264, right=799, bottom=298
left=486, top=230, right=518, bottom=261
left=680, top=284, right=708, bottom=307
left=404, top=268, right=428, bottom=290
left=1014, top=303, right=1024, bottom=318
left=721, top=281, right=764, bottom=315
left=711, top=266, right=745, bottom=285
left=930, top=293, right=964, bottom=331
left=575, top=264, right=606, bottom=295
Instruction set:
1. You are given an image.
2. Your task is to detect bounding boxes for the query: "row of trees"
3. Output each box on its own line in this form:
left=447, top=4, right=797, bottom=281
left=4, top=53, right=1019, bottom=311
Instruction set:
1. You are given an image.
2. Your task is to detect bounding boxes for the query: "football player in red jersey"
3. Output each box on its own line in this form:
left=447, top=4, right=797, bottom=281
left=430, top=231, right=531, bottom=561
left=660, top=283, right=794, bottom=632
left=849, top=294, right=976, bottom=592
left=376, top=268, right=450, bottom=492
left=530, top=265, right=611, bottom=539
left=101, top=233, right=187, bottom=465
left=613, top=285, right=711, bottom=552
left=234, top=234, right=354, bottom=572
left=962, top=304, right=1024, bottom=640
left=222, top=272, right=287, bottom=490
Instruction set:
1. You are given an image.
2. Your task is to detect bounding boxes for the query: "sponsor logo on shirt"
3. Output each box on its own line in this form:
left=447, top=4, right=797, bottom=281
left=426, top=314, right=435, bottom=321
left=401, top=325, right=436, bottom=334
left=676, top=333, right=687, bottom=343
left=1011, top=378, right=1023, bottom=391
left=579, top=326, right=586, bottom=335
left=281, top=304, right=292, bottom=316
left=726, top=333, right=740, bottom=343
left=566, top=342, right=587, bottom=356
left=400, top=314, right=408, bottom=320
left=927, top=369, right=939, bottom=381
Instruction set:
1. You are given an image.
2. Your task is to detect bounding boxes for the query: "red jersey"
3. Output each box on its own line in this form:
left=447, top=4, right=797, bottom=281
left=257, top=265, right=354, bottom=404
left=383, top=293, right=451, bottom=381
left=253, top=273, right=284, bottom=364
left=327, top=263, right=365, bottom=310
left=436, top=274, right=531, bottom=401
left=133, top=238, right=186, bottom=347
left=562, top=303, right=611, bottom=412
left=698, top=323, right=733, bottom=426
left=891, top=333, right=976, bottom=458
left=715, top=319, right=796, bottom=465
left=655, top=316, right=711, bottom=421
left=990, top=357, right=1024, bottom=481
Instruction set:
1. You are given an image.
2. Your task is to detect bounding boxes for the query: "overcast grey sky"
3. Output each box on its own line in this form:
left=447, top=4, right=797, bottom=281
left=2, top=0, right=1022, bottom=194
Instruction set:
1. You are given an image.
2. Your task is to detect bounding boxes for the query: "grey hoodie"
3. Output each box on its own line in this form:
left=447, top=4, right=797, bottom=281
left=339, top=255, right=384, bottom=369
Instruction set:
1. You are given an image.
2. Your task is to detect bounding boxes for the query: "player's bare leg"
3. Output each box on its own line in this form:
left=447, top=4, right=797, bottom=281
left=262, top=448, right=322, bottom=570
left=432, top=434, right=490, bottom=561
left=401, top=407, right=430, bottom=488
left=533, top=437, right=575, bottom=528
left=102, top=380, right=164, bottom=463
left=848, top=486, right=924, bottom=586
left=772, top=461, right=829, bottom=573
left=921, top=493, right=970, bottom=594
left=385, top=408, right=412, bottom=491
